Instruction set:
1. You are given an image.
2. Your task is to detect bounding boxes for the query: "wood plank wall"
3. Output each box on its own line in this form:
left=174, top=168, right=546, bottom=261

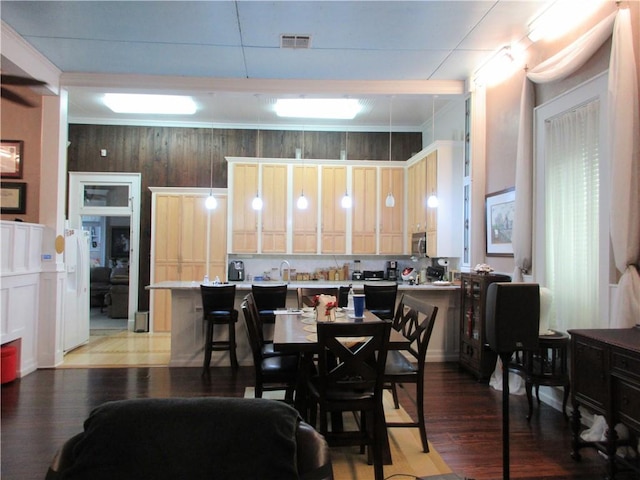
left=67, top=124, right=422, bottom=309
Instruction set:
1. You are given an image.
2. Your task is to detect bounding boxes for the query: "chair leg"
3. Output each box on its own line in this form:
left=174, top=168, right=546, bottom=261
left=391, top=382, right=400, bottom=409
left=228, top=321, right=238, bottom=370
left=525, top=381, right=534, bottom=421
left=372, top=408, right=385, bottom=480
left=201, top=321, right=213, bottom=378
left=416, top=380, right=429, bottom=453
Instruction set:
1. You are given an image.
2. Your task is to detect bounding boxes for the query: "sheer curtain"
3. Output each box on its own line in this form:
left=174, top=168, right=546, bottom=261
left=545, top=101, right=601, bottom=331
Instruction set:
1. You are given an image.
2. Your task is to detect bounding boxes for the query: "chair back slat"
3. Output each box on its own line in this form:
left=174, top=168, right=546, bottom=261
left=395, top=295, right=438, bottom=364
left=200, top=284, right=236, bottom=316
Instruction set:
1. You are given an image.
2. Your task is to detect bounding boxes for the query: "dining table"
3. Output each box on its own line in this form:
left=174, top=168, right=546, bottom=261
left=272, top=308, right=409, bottom=465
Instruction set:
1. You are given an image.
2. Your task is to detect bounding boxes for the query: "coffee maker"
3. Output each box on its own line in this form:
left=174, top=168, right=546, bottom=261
left=386, top=261, right=399, bottom=281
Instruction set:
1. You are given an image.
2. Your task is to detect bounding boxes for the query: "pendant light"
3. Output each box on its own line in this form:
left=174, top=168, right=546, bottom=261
left=385, top=97, right=396, bottom=208
left=340, top=131, right=352, bottom=209
left=427, top=97, right=439, bottom=209
left=205, top=122, right=218, bottom=210
left=297, top=129, right=308, bottom=209
left=252, top=98, right=263, bottom=211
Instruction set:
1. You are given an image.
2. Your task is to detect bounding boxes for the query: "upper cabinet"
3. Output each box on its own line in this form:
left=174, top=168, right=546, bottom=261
left=292, top=164, right=318, bottom=253
left=351, top=166, right=376, bottom=254
left=406, top=141, right=463, bottom=258
left=260, top=164, right=288, bottom=253
left=231, top=162, right=259, bottom=253
left=320, top=165, right=347, bottom=254
left=379, top=167, right=405, bottom=254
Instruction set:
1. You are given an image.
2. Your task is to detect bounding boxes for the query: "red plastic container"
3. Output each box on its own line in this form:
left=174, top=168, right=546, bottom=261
left=1, top=345, right=18, bottom=384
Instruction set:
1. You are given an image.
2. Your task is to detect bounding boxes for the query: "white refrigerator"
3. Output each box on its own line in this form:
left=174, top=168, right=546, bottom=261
left=63, top=228, right=91, bottom=352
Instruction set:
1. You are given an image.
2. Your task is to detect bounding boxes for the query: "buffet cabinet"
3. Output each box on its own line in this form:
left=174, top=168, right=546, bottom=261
left=569, top=328, right=640, bottom=479
left=458, top=272, right=511, bottom=380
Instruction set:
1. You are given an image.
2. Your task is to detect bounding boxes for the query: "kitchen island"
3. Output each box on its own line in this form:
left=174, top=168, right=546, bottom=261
left=146, top=281, right=460, bottom=367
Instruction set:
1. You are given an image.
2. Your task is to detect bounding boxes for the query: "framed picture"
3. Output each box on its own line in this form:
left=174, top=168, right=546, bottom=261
left=1, top=182, right=27, bottom=214
left=110, top=226, right=130, bottom=257
left=485, top=187, right=515, bottom=257
left=1, top=140, right=24, bottom=179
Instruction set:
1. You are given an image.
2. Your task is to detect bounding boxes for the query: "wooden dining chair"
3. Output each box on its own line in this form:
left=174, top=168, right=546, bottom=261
left=200, top=284, right=239, bottom=377
left=306, top=320, right=392, bottom=480
left=251, top=283, right=288, bottom=342
left=297, top=287, right=339, bottom=309
left=241, top=293, right=299, bottom=402
left=363, top=283, right=398, bottom=320
left=383, top=294, right=438, bottom=453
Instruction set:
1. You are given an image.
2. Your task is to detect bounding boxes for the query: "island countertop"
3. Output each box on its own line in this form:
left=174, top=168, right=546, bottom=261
left=146, top=280, right=459, bottom=291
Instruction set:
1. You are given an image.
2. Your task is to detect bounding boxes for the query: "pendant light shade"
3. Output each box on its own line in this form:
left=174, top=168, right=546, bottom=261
left=341, top=192, right=352, bottom=209
left=427, top=194, right=439, bottom=208
left=297, top=192, right=308, bottom=209
left=252, top=194, right=263, bottom=210
left=205, top=191, right=218, bottom=210
left=385, top=192, right=395, bottom=207
left=385, top=96, right=395, bottom=208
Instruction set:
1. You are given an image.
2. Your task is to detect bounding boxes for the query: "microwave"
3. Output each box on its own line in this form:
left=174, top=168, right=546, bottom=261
left=411, top=232, right=428, bottom=257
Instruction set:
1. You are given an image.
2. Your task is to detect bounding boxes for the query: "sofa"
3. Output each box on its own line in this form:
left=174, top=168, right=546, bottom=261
left=45, top=397, right=333, bottom=480
left=105, top=267, right=129, bottom=318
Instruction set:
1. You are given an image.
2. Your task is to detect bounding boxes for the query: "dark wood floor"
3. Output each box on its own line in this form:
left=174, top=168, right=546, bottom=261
left=0, top=362, right=627, bottom=480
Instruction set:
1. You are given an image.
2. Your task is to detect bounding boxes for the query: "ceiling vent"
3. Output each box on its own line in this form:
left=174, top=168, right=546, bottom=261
left=280, top=34, right=311, bottom=49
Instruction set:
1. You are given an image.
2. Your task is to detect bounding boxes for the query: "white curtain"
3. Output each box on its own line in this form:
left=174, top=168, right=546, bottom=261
left=608, top=9, right=640, bottom=328
left=545, top=101, right=601, bottom=331
left=511, top=8, right=639, bottom=328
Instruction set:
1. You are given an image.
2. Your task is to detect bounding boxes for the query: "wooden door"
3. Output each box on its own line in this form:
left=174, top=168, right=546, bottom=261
left=292, top=165, right=318, bottom=253
left=352, top=166, right=377, bottom=254
left=231, top=163, right=258, bottom=252
left=261, top=164, right=287, bottom=253
left=379, top=167, right=404, bottom=254
left=320, top=166, right=346, bottom=253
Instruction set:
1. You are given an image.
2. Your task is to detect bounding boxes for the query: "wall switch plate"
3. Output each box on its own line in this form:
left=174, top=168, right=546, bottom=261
left=100, top=149, right=107, bottom=157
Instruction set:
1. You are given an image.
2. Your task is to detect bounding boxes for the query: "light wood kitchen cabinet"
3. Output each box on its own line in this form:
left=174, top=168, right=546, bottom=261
left=407, top=156, right=427, bottom=250
left=352, top=166, right=377, bottom=254
left=321, top=165, right=347, bottom=254
left=151, top=190, right=227, bottom=332
left=260, top=163, right=287, bottom=253
left=231, top=162, right=259, bottom=253
left=406, top=141, right=463, bottom=258
left=292, top=164, right=318, bottom=253
left=379, top=167, right=405, bottom=254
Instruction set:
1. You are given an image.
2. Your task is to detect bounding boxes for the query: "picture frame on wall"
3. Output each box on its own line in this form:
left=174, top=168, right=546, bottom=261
left=1, top=182, right=27, bottom=214
left=1, top=140, right=24, bottom=179
left=485, top=187, right=515, bottom=257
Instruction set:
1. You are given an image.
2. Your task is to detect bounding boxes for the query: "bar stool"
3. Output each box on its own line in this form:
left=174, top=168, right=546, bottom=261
left=511, top=330, right=570, bottom=420
left=200, top=284, right=239, bottom=377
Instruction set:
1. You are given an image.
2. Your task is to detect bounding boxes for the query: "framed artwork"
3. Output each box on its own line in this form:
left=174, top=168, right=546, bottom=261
left=1, top=182, right=27, bottom=214
left=110, top=226, right=130, bottom=257
left=1, top=140, right=24, bottom=179
left=485, top=187, right=515, bottom=257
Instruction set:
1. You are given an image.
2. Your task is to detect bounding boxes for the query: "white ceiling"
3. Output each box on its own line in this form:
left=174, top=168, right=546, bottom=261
left=1, top=0, right=554, bottom=130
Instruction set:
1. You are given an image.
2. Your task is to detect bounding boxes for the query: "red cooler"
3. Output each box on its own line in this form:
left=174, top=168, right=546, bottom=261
left=1, top=345, right=18, bottom=384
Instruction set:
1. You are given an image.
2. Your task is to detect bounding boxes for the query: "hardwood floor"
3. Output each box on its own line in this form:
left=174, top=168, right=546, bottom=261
left=2, top=362, right=623, bottom=480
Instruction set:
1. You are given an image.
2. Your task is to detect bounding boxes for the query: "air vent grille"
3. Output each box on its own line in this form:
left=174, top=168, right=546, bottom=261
left=280, top=34, right=311, bottom=49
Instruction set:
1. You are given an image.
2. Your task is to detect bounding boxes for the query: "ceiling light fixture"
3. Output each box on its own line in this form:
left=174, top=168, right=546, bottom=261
left=527, top=0, right=604, bottom=43
left=274, top=98, right=361, bottom=119
left=473, top=46, right=516, bottom=87
left=205, top=122, right=217, bottom=210
left=297, top=129, right=308, bottom=210
left=104, top=93, right=196, bottom=115
left=385, top=97, right=395, bottom=208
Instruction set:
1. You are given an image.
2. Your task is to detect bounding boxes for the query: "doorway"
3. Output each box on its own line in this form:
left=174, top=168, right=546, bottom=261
left=68, top=173, right=141, bottom=332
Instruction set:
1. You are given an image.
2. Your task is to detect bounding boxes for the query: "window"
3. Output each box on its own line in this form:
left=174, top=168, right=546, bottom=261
left=534, top=73, right=610, bottom=331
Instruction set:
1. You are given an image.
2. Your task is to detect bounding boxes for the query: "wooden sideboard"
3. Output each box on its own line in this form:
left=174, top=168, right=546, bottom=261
left=568, top=328, right=640, bottom=479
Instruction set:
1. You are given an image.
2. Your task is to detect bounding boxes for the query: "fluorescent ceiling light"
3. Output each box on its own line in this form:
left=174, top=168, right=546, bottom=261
left=274, top=98, right=361, bottom=119
left=104, top=93, right=197, bottom=114
left=528, top=0, right=605, bottom=43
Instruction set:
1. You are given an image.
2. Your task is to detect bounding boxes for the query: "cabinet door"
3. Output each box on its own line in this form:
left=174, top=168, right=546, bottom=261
left=379, top=167, right=404, bottom=254
left=292, top=165, right=318, bottom=253
left=261, top=164, right=287, bottom=253
left=208, top=196, right=227, bottom=280
left=426, top=151, right=438, bottom=257
left=231, top=163, right=258, bottom=253
left=321, top=166, right=346, bottom=253
left=180, top=195, right=209, bottom=263
left=154, top=195, right=181, bottom=263
left=352, top=166, right=377, bottom=254
left=407, top=156, right=427, bottom=248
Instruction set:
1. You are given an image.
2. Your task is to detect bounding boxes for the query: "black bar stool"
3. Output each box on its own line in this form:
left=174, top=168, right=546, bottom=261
left=200, top=284, right=239, bottom=377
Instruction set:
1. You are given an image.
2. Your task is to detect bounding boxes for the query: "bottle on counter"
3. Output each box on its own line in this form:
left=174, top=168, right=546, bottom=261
left=347, top=285, right=354, bottom=311
left=203, top=274, right=209, bottom=285
left=213, top=276, right=221, bottom=285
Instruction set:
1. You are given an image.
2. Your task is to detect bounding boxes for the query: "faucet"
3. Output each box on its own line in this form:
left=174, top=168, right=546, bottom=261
left=279, top=260, right=291, bottom=283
